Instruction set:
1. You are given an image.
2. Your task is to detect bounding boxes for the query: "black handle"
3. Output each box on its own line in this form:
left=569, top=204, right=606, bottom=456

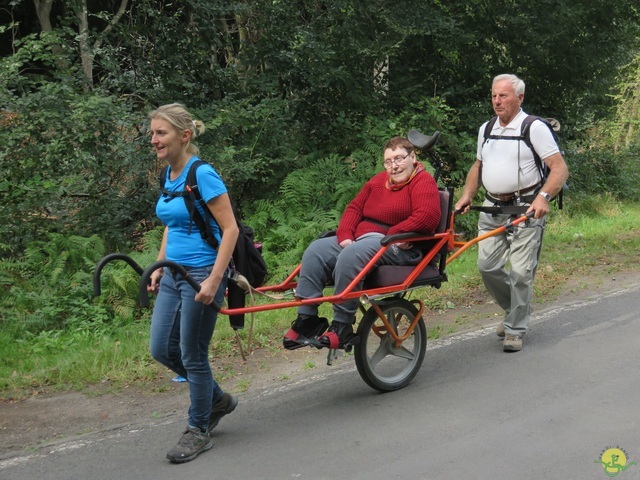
left=139, top=260, right=221, bottom=312
left=93, top=253, right=144, bottom=297
left=380, top=231, right=425, bottom=246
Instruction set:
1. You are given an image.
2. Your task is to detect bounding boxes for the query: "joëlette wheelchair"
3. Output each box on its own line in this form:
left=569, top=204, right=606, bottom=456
left=93, top=130, right=532, bottom=393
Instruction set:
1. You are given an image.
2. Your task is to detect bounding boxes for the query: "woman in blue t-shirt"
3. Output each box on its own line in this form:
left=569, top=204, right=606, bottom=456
left=147, top=103, right=239, bottom=464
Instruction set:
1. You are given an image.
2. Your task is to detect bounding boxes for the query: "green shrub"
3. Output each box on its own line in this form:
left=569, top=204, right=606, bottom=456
left=0, top=80, right=156, bottom=258
left=565, top=143, right=640, bottom=202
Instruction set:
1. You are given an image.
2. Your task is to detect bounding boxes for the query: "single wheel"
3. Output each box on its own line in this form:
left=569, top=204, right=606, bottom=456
left=354, top=298, right=427, bottom=392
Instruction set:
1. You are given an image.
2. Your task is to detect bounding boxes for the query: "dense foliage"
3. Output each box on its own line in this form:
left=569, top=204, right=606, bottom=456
left=0, top=1, right=639, bottom=344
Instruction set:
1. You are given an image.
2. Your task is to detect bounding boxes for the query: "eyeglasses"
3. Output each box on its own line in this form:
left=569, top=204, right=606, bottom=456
left=383, top=152, right=411, bottom=168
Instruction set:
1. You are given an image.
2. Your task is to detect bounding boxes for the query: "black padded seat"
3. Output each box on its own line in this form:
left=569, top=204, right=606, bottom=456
left=363, top=263, right=442, bottom=289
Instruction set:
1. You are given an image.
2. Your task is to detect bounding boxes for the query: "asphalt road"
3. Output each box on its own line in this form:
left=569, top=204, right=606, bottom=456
left=2, top=282, right=639, bottom=480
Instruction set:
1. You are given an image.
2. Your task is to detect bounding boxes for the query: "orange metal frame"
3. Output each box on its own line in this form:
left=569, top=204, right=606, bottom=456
left=216, top=213, right=532, bottom=346
left=218, top=214, right=456, bottom=318
left=367, top=298, right=425, bottom=349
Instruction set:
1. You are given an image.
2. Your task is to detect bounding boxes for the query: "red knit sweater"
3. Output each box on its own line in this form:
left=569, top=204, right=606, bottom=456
left=336, top=164, right=441, bottom=243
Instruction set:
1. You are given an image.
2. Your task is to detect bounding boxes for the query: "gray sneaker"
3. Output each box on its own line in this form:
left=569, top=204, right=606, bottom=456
left=209, top=392, right=238, bottom=430
left=496, top=323, right=505, bottom=337
left=503, top=334, right=523, bottom=352
left=166, top=426, right=212, bottom=464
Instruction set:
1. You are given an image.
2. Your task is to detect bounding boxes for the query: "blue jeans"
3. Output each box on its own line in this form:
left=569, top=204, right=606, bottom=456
left=149, top=265, right=227, bottom=430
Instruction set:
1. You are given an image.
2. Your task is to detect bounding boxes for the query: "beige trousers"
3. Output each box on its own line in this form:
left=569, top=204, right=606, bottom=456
left=477, top=201, right=546, bottom=336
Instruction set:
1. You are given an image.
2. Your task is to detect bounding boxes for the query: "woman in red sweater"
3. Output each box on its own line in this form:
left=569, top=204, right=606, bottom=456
left=283, top=136, right=441, bottom=349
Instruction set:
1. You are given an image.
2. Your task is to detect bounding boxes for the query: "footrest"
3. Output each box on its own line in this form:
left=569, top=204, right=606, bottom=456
left=324, top=337, right=359, bottom=365
left=315, top=334, right=360, bottom=351
left=318, top=330, right=360, bottom=352
left=283, top=318, right=329, bottom=350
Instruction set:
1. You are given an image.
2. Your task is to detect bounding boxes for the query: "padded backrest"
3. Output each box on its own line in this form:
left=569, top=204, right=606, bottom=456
left=360, top=187, right=453, bottom=290
left=436, top=189, right=451, bottom=234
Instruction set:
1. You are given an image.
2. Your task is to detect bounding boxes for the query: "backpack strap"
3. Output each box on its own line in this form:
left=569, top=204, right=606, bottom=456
left=158, top=160, right=219, bottom=250
left=521, top=116, right=564, bottom=208
left=520, top=115, right=546, bottom=180
left=184, top=160, right=219, bottom=250
left=482, top=116, right=499, bottom=146
left=159, top=165, right=186, bottom=199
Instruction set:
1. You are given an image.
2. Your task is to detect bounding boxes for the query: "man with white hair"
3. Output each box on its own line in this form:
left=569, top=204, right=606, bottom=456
left=455, top=74, right=569, bottom=352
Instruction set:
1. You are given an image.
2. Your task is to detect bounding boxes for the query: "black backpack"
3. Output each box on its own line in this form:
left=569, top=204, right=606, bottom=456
left=482, top=115, right=564, bottom=208
left=159, top=160, right=268, bottom=328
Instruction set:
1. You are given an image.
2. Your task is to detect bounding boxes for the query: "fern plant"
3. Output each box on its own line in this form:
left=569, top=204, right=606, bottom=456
left=1, top=234, right=110, bottom=336
left=0, top=230, right=164, bottom=339
left=243, top=146, right=381, bottom=279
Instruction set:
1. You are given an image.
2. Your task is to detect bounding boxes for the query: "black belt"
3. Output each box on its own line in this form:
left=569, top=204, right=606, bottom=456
left=478, top=187, right=539, bottom=216
left=486, top=183, right=541, bottom=205
left=485, top=192, right=538, bottom=206
left=472, top=205, right=529, bottom=215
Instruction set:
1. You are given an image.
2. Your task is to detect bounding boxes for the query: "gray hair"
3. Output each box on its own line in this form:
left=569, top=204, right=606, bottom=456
left=493, top=74, right=525, bottom=96
left=148, top=103, right=205, bottom=156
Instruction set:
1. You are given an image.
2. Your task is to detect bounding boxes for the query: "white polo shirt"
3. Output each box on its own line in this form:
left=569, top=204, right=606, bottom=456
left=477, top=109, right=559, bottom=195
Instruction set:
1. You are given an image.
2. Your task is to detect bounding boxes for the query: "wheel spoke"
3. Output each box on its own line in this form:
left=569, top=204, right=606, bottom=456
left=368, top=334, right=392, bottom=369
left=390, top=344, right=415, bottom=361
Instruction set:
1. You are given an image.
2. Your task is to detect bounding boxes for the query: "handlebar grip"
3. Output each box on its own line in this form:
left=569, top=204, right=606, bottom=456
left=93, top=253, right=144, bottom=297
left=139, top=260, right=221, bottom=312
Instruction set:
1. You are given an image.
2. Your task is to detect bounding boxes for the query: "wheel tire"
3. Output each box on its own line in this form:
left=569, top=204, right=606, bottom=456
left=354, top=298, right=427, bottom=392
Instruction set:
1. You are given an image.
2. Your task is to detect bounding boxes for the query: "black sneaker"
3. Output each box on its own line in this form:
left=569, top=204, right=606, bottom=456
left=320, top=321, right=355, bottom=349
left=208, top=392, right=238, bottom=430
left=283, top=315, right=329, bottom=350
left=166, top=426, right=212, bottom=464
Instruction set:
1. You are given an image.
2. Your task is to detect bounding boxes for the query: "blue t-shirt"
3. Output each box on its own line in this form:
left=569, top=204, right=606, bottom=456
left=156, top=156, right=228, bottom=267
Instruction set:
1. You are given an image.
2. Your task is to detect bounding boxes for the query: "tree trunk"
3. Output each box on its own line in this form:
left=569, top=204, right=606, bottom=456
left=32, top=0, right=63, bottom=58
left=33, top=0, right=54, bottom=32
left=73, top=0, right=130, bottom=91
left=75, top=1, right=93, bottom=91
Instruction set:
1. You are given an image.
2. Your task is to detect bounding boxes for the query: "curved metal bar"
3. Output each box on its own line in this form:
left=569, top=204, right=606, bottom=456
left=93, top=253, right=144, bottom=297
left=139, top=260, right=221, bottom=312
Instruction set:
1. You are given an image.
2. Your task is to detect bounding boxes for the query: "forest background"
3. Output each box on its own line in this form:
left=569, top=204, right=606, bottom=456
left=0, top=0, right=639, bottom=397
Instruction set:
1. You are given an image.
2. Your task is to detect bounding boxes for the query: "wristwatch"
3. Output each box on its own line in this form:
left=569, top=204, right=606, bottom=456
left=538, top=191, right=551, bottom=201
